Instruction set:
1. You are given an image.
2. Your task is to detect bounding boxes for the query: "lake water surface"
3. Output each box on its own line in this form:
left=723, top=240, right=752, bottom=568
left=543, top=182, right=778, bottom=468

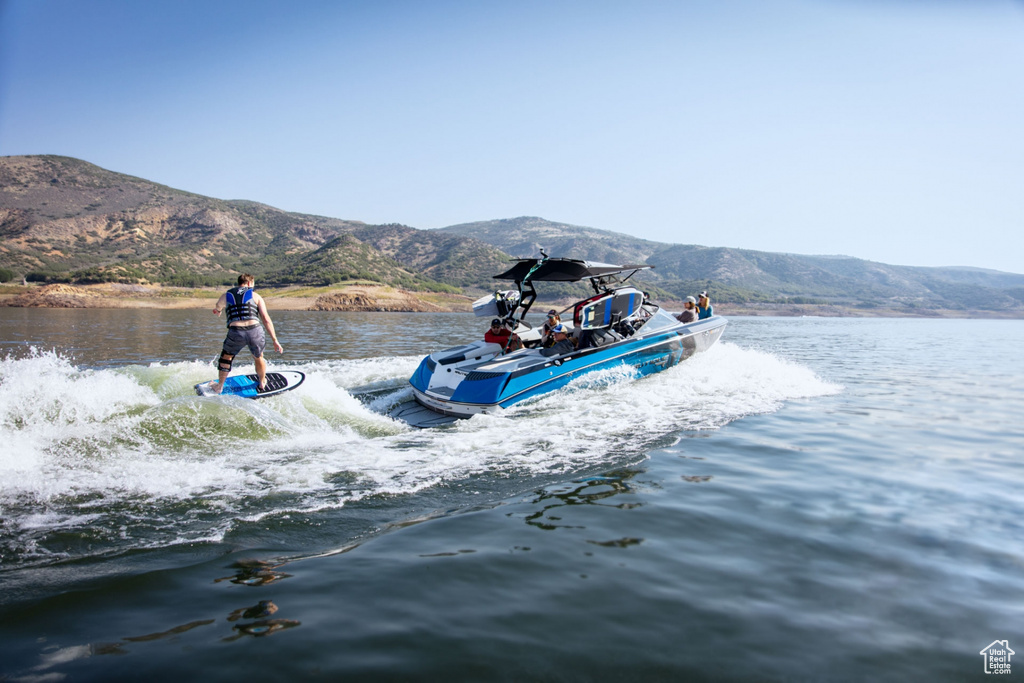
left=1, top=309, right=1022, bottom=681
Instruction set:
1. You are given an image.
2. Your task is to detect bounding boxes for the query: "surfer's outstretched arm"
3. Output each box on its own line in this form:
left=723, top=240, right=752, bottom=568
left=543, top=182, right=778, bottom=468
left=212, top=292, right=227, bottom=317
left=257, top=296, right=283, bottom=354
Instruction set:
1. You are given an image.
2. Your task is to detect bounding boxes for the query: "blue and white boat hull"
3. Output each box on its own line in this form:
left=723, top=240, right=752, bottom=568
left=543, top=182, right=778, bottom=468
left=403, top=312, right=726, bottom=422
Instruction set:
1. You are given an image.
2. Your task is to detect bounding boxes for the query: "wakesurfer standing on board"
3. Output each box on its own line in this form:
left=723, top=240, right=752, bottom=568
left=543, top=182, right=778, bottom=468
left=209, top=273, right=283, bottom=393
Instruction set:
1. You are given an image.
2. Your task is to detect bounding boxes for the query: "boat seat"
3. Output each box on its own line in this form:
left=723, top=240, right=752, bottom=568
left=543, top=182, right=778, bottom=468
left=588, top=328, right=623, bottom=348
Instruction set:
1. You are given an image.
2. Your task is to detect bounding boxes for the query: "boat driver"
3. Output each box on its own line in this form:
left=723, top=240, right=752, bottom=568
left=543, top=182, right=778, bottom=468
left=540, top=324, right=574, bottom=357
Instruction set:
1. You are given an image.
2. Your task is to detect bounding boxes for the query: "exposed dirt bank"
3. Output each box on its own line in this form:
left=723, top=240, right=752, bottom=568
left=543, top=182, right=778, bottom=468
left=0, top=283, right=474, bottom=312
left=1, top=284, right=1019, bottom=318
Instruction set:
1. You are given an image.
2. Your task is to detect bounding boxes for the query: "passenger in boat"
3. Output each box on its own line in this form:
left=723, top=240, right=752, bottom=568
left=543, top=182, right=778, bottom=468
left=697, top=292, right=713, bottom=319
left=486, top=318, right=523, bottom=353
left=484, top=318, right=511, bottom=344
left=541, top=310, right=561, bottom=347
left=540, top=324, right=574, bottom=357
left=677, top=296, right=698, bottom=323
left=505, top=333, right=524, bottom=353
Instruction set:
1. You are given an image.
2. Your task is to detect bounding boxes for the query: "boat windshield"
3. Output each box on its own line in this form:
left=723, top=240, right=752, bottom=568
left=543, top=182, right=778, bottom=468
left=636, top=306, right=679, bottom=336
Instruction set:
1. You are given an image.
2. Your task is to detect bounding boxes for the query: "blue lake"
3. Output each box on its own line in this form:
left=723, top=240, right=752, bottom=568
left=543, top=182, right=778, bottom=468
left=1, top=309, right=1022, bottom=681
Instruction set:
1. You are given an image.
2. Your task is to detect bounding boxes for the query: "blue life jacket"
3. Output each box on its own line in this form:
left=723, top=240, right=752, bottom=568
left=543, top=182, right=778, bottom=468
left=225, top=287, right=259, bottom=326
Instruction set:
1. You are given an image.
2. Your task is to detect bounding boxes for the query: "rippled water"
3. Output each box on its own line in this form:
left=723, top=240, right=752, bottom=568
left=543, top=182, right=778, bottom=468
left=1, top=309, right=1021, bottom=681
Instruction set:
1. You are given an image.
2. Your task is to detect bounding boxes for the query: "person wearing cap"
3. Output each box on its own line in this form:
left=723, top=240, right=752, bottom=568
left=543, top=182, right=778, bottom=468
left=484, top=318, right=511, bottom=344
left=540, top=324, right=575, bottom=357
left=541, top=309, right=562, bottom=347
left=485, top=318, right=523, bottom=352
left=697, top=291, right=713, bottom=319
left=676, top=296, right=698, bottom=323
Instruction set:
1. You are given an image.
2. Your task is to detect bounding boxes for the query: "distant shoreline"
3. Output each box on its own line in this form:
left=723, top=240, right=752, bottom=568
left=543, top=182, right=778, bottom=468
left=0, top=282, right=472, bottom=313
left=1, top=283, right=1020, bottom=319
left=710, top=303, right=1023, bottom=319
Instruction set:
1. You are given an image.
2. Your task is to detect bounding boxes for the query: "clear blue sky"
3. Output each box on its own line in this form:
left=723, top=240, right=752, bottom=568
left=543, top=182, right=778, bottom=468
left=1, top=0, right=1022, bottom=273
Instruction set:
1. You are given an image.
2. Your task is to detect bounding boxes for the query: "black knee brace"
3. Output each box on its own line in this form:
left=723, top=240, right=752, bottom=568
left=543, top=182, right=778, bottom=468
left=218, top=352, right=234, bottom=373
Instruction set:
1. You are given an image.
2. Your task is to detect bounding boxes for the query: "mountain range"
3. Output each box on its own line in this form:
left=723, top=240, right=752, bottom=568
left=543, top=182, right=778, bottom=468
left=2, top=155, right=1022, bottom=315
left=440, top=218, right=1024, bottom=313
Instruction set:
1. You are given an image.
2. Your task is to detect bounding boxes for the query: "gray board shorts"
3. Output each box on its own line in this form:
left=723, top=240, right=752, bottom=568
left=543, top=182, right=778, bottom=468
left=223, top=325, right=266, bottom=358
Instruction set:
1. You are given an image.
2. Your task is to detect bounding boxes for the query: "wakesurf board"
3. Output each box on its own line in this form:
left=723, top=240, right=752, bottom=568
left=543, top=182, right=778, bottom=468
left=195, top=371, right=305, bottom=399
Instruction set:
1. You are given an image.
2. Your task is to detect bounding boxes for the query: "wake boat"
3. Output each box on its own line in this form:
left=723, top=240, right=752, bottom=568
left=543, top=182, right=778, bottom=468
left=390, top=257, right=727, bottom=427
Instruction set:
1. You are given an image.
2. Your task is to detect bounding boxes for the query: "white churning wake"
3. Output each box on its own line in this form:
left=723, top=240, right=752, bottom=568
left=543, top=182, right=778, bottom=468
left=0, top=343, right=839, bottom=567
